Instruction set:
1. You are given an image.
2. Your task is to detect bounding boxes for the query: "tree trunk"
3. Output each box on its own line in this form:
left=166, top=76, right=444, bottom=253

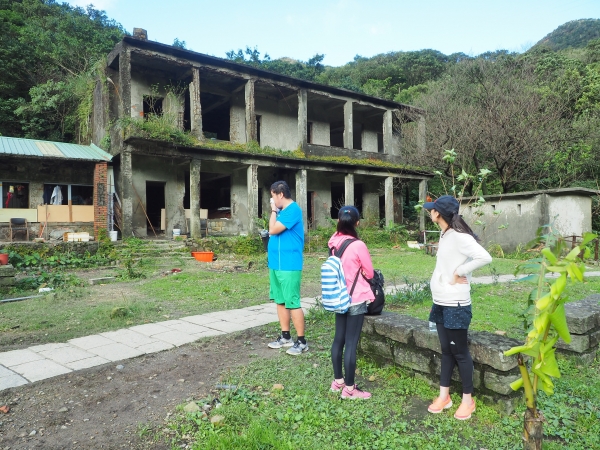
left=523, top=408, right=543, bottom=450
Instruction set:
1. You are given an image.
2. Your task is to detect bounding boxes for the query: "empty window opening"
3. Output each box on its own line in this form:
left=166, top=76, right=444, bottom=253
left=377, top=133, right=384, bottom=153
left=200, top=173, right=231, bottom=219
left=330, top=122, right=344, bottom=148
left=146, top=181, right=165, bottom=231
left=2, top=182, right=30, bottom=208
left=201, top=92, right=230, bottom=140
left=143, top=95, right=163, bottom=118
left=307, top=191, right=315, bottom=229
left=307, top=122, right=313, bottom=144
left=256, top=115, right=262, bottom=146
left=330, top=183, right=345, bottom=218
left=517, top=204, right=522, bottom=215
left=70, top=185, right=93, bottom=205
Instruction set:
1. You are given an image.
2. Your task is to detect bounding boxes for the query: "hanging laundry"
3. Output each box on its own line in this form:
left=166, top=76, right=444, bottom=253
left=50, top=185, right=63, bottom=205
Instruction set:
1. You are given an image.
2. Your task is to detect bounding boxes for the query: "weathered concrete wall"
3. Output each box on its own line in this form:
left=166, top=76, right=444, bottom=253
left=311, top=121, right=330, bottom=146
left=230, top=94, right=246, bottom=143
left=230, top=169, right=248, bottom=234
left=131, top=154, right=186, bottom=237
left=0, top=222, right=95, bottom=241
left=462, top=190, right=594, bottom=252
left=307, top=173, right=331, bottom=228
left=362, top=179, right=381, bottom=224
left=256, top=97, right=298, bottom=151
left=362, top=129, right=378, bottom=153
left=548, top=195, right=591, bottom=238
left=130, top=72, right=184, bottom=121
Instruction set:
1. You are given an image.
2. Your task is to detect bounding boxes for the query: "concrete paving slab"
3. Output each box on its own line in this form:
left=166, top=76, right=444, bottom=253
left=193, top=329, right=227, bottom=339
left=150, top=330, right=199, bottom=347
left=87, top=343, right=144, bottom=362
left=12, top=359, right=71, bottom=382
left=64, top=356, right=110, bottom=371
left=100, top=329, right=158, bottom=348
left=129, top=323, right=173, bottom=336
left=69, top=334, right=116, bottom=350
left=29, top=343, right=71, bottom=353
left=0, top=374, right=28, bottom=390
left=39, top=346, right=96, bottom=365
left=0, top=365, right=17, bottom=377
left=136, top=341, right=174, bottom=354
left=158, top=320, right=210, bottom=334
left=202, top=321, right=253, bottom=333
left=179, top=315, right=226, bottom=326
left=0, top=349, right=45, bottom=367
left=222, top=314, right=262, bottom=324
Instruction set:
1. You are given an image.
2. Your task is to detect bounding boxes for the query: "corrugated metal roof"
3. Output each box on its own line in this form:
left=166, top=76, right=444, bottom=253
left=0, top=136, right=112, bottom=161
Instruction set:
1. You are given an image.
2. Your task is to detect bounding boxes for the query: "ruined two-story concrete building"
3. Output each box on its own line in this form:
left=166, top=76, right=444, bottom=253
left=93, top=29, right=431, bottom=239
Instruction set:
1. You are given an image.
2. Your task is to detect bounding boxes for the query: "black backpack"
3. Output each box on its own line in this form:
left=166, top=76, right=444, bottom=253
left=332, top=238, right=385, bottom=316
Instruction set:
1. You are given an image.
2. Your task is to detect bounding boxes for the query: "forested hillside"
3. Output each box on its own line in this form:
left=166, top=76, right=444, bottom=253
left=0, top=0, right=124, bottom=141
left=2, top=0, right=600, bottom=197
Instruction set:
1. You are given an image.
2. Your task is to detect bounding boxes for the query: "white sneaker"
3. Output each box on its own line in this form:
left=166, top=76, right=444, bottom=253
left=268, top=335, right=294, bottom=349
left=286, top=340, right=308, bottom=355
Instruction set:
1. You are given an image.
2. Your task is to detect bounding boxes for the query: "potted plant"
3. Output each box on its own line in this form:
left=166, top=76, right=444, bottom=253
left=0, top=249, right=9, bottom=266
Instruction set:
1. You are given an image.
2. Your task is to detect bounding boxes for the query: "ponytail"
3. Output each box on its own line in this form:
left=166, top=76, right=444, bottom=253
left=441, top=212, right=479, bottom=242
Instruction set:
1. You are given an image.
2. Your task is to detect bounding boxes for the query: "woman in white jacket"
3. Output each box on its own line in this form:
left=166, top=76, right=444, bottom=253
left=423, top=195, right=492, bottom=420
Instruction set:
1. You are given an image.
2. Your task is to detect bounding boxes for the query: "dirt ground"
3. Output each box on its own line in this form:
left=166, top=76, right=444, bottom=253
left=0, top=328, right=279, bottom=450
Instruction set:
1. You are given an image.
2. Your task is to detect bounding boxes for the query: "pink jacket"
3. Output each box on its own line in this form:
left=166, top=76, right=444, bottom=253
left=328, top=233, right=375, bottom=304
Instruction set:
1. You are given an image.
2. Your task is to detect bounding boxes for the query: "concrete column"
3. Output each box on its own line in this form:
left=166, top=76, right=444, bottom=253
left=383, top=110, right=393, bottom=154
left=298, top=89, right=308, bottom=148
left=344, top=173, right=354, bottom=206
left=384, top=177, right=394, bottom=227
left=362, top=179, right=380, bottom=226
left=190, top=67, right=203, bottom=139
left=245, top=80, right=257, bottom=143
left=247, top=164, right=258, bottom=234
left=189, top=159, right=202, bottom=238
left=417, top=116, right=426, bottom=154
left=343, top=101, right=353, bottom=149
left=119, top=46, right=132, bottom=118
left=419, top=179, right=428, bottom=231
left=295, top=169, right=308, bottom=234
left=120, top=147, right=133, bottom=238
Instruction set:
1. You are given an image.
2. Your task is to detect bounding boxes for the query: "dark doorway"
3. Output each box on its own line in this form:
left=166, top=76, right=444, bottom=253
left=200, top=174, right=231, bottom=218
left=379, top=195, right=385, bottom=227
left=330, top=183, right=344, bottom=218
left=146, top=181, right=165, bottom=230
left=308, top=191, right=315, bottom=229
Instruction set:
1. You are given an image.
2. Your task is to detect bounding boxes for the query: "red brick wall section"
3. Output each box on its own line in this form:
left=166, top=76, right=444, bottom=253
left=93, top=162, right=108, bottom=239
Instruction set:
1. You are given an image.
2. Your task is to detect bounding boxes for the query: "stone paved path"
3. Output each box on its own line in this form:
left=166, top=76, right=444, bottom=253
left=2, top=270, right=599, bottom=392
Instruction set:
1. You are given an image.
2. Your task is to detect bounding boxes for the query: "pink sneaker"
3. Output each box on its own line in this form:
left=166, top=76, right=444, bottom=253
left=341, top=385, right=371, bottom=399
left=330, top=380, right=345, bottom=392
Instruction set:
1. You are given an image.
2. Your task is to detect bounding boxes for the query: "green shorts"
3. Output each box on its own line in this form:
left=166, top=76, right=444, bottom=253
left=269, top=269, right=302, bottom=309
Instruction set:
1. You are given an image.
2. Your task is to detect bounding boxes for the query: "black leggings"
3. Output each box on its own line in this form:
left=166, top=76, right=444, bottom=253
left=437, top=324, right=474, bottom=394
left=331, top=312, right=365, bottom=386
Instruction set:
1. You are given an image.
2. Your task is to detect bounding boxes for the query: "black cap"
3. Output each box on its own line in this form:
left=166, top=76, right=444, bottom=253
left=423, top=195, right=459, bottom=217
left=338, top=205, right=360, bottom=222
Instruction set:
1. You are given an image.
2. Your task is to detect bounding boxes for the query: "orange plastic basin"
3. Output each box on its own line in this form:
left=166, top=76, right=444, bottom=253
left=191, top=251, right=214, bottom=262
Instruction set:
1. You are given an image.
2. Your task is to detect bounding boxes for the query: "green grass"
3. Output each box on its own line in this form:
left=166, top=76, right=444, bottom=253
left=158, top=308, right=600, bottom=450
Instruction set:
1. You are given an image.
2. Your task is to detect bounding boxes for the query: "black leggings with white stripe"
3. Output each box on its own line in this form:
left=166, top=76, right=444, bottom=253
left=437, top=324, right=474, bottom=394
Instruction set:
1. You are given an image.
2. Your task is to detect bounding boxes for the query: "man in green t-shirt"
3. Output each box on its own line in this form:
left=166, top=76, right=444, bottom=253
left=266, top=180, right=307, bottom=356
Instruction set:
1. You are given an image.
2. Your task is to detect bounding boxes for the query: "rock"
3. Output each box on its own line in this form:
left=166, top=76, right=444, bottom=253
left=210, top=415, right=225, bottom=426
left=202, top=404, right=211, bottom=412
left=61, top=425, right=67, bottom=429
left=494, top=331, right=507, bottom=336
left=116, top=365, right=124, bottom=370
left=368, top=375, right=376, bottom=382
left=272, top=384, right=284, bottom=391
left=29, top=430, right=37, bottom=436
left=58, top=407, right=68, bottom=412
left=183, top=402, right=200, bottom=413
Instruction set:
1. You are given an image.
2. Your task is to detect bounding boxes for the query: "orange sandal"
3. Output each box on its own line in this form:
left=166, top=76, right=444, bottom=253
left=454, top=399, right=476, bottom=420
left=428, top=396, right=452, bottom=413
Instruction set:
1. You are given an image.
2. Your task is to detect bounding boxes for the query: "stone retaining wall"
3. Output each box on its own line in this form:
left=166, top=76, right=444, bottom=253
left=360, top=296, right=600, bottom=413
left=0, top=264, right=16, bottom=287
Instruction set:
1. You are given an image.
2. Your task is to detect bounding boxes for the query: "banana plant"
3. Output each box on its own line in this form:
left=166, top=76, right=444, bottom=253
left=504, top=230, right=597, bottom=450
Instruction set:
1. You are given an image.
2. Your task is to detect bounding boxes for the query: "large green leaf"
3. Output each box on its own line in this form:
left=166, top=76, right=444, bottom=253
left=549, top=303, right=571, bottom=343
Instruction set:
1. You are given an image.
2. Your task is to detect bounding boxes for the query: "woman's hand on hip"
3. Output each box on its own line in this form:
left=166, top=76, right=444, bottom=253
left=450, top=272, right=468, bottom=285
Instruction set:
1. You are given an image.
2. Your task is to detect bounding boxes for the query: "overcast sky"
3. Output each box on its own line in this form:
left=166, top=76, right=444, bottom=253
left=63, top=0, right=600, bottom=66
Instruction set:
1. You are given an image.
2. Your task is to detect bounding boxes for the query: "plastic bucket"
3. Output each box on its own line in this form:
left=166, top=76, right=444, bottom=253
left=173, top=229, right=181, bottom=239
left=109, top=231, right=118, bottom=242
left=191, top=251, right=214, bottom=262
left=0, top=254, right=8, bottom=265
